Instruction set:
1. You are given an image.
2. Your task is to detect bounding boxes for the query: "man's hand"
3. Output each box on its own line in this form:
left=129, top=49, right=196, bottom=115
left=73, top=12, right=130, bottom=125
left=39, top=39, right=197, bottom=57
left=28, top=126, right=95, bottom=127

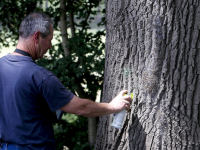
left=109, top=90, right=132, bottom=112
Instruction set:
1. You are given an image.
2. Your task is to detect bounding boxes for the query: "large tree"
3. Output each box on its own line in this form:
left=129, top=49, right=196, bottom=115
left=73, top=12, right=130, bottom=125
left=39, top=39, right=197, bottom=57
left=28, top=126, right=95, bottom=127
left=95, top=0, right=200, bottom=149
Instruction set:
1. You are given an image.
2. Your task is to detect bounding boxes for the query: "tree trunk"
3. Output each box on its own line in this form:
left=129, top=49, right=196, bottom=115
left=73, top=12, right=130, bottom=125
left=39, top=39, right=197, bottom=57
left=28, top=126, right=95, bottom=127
left=60, top=0, right=70, bottom=57
left=95, top=0, right=200, bottom=149
left=88, top=117, right=97, bottom=147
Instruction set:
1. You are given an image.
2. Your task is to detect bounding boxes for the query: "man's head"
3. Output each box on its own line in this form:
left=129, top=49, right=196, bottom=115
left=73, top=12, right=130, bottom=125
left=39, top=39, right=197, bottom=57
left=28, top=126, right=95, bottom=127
left=19, top=12, right=52, bottom=39
left=17, top=12, right=54, bottom=60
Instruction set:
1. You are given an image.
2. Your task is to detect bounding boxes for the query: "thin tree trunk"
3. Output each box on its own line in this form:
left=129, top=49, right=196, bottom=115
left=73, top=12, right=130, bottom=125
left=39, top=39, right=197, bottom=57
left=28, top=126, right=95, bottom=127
left=88, top=117, right=97, bottom=147
left=60, top=0, right=70, bottom=57
left=96, top=0, right=200, bottom=149
left=68, top=1, right=97, bottom=147
left=60, top=1, right=97, bottom=147
left=68, top=3, right=75, bottom=38
left=84, top=95, right=97, bottom=148
left=69, top=11, right=75, bottom=38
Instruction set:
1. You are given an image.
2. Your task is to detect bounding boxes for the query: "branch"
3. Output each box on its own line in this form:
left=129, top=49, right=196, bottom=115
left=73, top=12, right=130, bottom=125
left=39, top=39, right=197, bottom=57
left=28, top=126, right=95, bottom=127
left=81, top=2, right=92, bottom=32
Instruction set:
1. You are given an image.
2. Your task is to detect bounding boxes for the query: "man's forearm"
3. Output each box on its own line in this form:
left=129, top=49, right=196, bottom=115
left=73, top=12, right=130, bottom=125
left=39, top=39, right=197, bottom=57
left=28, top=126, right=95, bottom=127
left=76, top=99, right=115, bottom=117
left=60, top=90, right=132, bottom=117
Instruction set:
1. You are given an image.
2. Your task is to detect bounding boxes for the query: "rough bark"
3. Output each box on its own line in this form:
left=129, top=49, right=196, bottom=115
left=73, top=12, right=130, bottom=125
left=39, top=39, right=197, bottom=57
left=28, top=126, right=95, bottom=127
left=96, top=0, right=200, bottom=149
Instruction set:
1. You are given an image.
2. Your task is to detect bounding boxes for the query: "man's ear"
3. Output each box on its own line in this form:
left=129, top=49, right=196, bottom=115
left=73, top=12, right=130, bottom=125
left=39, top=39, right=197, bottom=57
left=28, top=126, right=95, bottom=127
left=34, top=31, right=40, bottom=44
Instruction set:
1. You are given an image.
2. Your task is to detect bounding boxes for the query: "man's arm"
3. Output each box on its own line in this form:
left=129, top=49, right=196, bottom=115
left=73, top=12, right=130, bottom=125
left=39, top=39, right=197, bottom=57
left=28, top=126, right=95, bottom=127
left=60, top=90, right=132, bottom=117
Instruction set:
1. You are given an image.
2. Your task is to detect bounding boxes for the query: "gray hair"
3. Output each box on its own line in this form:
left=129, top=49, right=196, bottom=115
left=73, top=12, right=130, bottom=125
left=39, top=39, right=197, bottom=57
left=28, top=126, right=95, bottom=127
left=19, top=12, right=53, bottom=39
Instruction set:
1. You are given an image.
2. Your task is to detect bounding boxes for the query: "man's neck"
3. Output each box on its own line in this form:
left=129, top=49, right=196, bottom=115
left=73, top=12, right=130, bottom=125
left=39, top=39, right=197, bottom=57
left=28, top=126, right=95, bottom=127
left=14, top=39, right=36, bottom=60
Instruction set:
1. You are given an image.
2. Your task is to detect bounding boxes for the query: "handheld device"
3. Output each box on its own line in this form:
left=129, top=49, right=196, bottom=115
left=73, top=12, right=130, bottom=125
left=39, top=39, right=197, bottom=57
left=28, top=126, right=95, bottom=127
left=111, top=93, right=133, bottom=129
left=111, top=109, right=126, bottom=129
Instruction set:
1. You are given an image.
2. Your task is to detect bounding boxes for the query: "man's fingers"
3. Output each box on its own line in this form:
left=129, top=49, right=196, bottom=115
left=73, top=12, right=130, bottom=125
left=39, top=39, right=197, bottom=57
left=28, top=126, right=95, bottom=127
left=123, top=95, right=132, bottom=101
left=119, top=90, right=128, bottom=96
left=123, top=95, right=132, bottom=106
left=124, top=100, right=131, bottom=108
left=125, top=104, right=130, bottom=111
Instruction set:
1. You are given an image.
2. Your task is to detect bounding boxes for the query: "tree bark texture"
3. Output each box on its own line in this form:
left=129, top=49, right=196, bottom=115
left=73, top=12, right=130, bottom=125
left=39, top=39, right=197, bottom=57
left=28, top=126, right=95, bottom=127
left=96, top=0, right=200, bottom=149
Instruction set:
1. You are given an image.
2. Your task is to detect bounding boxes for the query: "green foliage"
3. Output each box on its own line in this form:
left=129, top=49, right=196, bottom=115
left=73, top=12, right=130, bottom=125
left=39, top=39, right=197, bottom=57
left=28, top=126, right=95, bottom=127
left=37, top=30, right=105, bottom=99
left=0, top=0, right=42, bottom=48
left=0, top=0, right=105, bottom=148
left=37, top=0, right=105, bottom=100
left=54, top=114, right=90, bottom=150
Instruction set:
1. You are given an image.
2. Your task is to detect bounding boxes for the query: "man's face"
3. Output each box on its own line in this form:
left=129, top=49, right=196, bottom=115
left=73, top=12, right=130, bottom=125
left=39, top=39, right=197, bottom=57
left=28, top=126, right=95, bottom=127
left=36, top=25, right=54, bottom=59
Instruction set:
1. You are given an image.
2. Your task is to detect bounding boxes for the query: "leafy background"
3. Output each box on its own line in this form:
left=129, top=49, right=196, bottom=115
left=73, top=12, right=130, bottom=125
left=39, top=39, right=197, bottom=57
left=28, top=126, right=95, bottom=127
left=0, top=0, right=105, bottom=149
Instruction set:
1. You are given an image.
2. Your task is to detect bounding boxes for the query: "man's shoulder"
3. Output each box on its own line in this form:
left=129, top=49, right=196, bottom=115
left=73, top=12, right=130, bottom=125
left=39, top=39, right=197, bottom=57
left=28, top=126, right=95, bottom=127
left=0, top=54, right=35, bottom=65
left=33, top=67, right=54, bottom=78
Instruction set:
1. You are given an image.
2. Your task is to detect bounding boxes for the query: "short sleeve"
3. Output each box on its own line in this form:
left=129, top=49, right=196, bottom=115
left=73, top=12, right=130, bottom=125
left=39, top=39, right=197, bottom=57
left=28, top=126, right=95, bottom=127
left=39, top=75, right=74, bottom=111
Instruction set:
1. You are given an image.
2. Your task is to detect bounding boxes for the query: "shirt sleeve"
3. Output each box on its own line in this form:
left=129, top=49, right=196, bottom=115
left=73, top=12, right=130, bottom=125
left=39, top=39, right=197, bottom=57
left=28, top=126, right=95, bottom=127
left=38, top=75, right=74, bottom=111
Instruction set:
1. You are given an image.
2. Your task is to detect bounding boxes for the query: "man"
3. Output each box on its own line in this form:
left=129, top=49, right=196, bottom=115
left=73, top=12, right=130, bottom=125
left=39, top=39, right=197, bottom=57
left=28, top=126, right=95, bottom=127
left=0, top=12, right=131, bottom=150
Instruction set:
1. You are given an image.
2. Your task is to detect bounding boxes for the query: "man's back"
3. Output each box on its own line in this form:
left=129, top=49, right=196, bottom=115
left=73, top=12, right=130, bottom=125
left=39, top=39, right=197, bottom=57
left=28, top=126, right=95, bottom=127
left=0, top=54, right=73, bottom=150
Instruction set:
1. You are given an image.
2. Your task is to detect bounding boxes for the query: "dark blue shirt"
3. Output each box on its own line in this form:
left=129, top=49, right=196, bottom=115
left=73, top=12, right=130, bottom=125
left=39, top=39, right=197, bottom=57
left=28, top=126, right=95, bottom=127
left=0, top=54, right=74, bottom=150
